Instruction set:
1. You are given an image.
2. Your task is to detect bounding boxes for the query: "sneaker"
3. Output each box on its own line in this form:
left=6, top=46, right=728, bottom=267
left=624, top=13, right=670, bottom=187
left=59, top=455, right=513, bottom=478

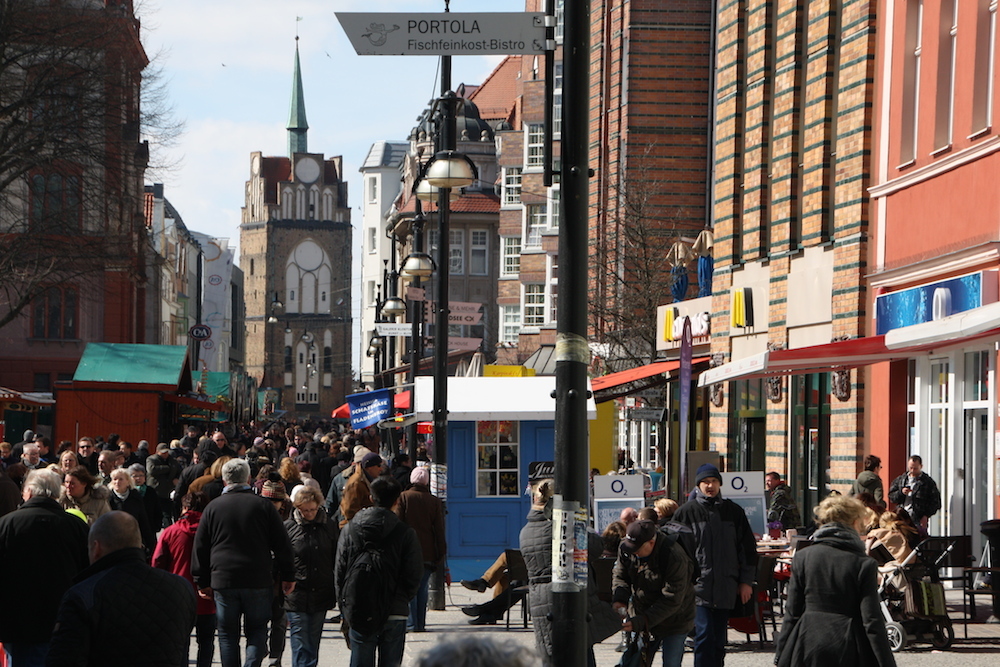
left=460, top=578, right=489, bottom=593
left=469, top=615, right=497, bottom=625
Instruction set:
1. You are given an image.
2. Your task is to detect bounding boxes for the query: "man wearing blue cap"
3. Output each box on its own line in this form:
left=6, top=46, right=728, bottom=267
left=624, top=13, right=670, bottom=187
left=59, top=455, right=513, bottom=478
left=673, top=463, right=758, bottom=667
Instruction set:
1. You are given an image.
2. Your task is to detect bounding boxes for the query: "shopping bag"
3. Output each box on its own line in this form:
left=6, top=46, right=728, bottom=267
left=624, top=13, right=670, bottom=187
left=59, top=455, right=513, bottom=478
left=616, top=632, right=656, bottom=667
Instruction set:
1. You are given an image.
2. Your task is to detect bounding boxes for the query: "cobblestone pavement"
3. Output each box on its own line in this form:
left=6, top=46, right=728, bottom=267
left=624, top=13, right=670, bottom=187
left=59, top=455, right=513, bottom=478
left=189, top=586, right=1000, bottom=665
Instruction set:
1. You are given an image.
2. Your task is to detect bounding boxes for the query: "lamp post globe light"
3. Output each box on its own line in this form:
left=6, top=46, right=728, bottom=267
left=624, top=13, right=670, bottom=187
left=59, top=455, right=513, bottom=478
left=424, top=150, right=477, bottom=189
left=381, top=295, right=406, bottom=319
left=414, top=177, right=460, bottom=203
left=400, top=251, right=435, bottom=280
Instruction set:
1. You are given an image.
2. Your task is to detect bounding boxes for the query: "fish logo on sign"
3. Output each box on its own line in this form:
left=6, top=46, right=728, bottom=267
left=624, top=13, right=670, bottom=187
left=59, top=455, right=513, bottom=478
left=363, top=22, right=400, bottom=46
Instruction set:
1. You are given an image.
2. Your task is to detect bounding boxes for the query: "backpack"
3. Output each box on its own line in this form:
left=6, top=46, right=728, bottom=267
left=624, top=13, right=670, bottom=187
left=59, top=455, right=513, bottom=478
left=660, top=520, right=700, bottom=584
left=340, top=520, right=406, bottom=635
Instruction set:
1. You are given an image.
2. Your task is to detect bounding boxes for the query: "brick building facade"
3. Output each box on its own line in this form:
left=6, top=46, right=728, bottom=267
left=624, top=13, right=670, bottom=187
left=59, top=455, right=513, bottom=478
left=240, top=45, right=352, bottom=418
left=707, top=0, right=878, bottom=515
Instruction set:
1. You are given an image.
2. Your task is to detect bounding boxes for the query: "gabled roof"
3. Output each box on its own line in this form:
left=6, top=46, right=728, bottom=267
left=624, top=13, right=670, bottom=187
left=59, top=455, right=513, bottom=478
left=74, top=343, right=193, bottom=391
left=469, top=55, right=521, bottom=126
left=396, top=190, right=499, bottom=215
left=362, top=141, right=409, bottom=170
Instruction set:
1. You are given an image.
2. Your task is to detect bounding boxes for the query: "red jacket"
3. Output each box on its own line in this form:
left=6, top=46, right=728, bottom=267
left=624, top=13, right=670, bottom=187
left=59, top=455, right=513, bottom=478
left=153, top=511, right=215, bottom=615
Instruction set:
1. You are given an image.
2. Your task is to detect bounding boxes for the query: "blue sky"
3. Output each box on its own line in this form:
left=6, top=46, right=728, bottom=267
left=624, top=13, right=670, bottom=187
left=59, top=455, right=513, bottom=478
left=140, top=0, right=510, bottom=254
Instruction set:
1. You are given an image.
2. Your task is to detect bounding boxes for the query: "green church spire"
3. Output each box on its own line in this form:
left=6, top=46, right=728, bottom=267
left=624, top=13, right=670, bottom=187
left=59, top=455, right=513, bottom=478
left=287, top=37, right=309, bottom=157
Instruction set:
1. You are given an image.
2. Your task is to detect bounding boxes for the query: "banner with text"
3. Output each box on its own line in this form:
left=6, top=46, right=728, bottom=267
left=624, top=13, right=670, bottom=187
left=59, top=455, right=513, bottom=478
left=346, top=388, right=392, bottom=430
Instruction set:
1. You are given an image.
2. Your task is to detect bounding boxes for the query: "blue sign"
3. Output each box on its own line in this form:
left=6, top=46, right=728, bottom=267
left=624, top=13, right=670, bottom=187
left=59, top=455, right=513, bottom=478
left=876, top=272, right=985, bottom=335
left=346, top=389, right=392, bottom=429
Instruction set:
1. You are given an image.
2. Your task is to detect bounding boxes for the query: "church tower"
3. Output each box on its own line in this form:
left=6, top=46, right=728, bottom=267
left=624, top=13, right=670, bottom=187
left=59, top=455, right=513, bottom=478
left=241, top=39, right=353, bottom=418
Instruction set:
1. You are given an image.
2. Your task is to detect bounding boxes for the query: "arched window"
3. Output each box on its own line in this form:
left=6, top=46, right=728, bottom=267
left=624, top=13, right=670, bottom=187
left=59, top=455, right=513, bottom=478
left=284, top=346, right=293, bottom=372
left=324, top=346, right=332, bottom=372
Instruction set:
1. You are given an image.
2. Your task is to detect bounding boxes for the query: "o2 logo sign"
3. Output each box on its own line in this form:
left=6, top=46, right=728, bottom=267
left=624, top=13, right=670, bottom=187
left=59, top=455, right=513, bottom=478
left=720, top=471, right=764, bottom=496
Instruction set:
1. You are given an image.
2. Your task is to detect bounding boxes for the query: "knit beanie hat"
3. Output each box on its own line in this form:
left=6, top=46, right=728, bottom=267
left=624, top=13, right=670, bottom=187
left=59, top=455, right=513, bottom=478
left=694, top=463, right=722, bottom=486
left=410, top=466, right=430, bottom=486
left=261, top=480, right=287, bottom=500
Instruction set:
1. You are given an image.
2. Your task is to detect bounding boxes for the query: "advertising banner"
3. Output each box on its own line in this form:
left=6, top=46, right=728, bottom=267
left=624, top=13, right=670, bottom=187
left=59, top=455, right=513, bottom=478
left=347, top=388, right=392, bottom=429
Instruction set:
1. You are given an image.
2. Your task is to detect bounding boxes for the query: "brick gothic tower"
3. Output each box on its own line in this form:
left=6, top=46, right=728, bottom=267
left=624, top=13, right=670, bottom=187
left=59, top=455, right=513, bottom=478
left=241, top=40, right=353, bottom=419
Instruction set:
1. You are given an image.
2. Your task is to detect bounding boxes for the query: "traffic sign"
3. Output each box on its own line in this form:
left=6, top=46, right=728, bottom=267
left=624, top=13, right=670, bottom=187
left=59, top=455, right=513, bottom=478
left=336, top=12, right=547, bottom=56
left=630, top=407, right=665, bottom=421
left=189, top=324, right=212, bottom=341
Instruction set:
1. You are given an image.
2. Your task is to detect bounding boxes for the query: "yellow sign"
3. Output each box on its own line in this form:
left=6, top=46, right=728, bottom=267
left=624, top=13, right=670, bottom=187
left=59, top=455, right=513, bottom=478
left=484, top=365, right=536, bottom=377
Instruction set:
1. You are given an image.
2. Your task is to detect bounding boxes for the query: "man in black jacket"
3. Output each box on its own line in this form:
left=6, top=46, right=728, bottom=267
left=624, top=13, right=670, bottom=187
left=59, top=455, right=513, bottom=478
left=612, top=520, right=696, bottom=667
left=336, top=476, right=422, bottom=667
left=0, top=470, right=88, bottom=666
left=673, top=463, right=758, bottom=667
left=47, top=511, right=196, bottom=667
left=193, top=458, right=295, bottom=667
left=887, top=454, right=941, bottom=528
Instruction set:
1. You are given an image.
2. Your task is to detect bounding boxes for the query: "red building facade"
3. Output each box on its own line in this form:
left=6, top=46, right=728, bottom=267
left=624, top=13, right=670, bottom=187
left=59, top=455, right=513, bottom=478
left=870, top=0, right=1000, bottom=542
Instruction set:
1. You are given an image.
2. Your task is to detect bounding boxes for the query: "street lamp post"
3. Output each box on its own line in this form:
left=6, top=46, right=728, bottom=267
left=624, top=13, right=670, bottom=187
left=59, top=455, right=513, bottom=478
left=400, top=208, right=433, bottom=451
left=551, top=0, right=591, bottom=662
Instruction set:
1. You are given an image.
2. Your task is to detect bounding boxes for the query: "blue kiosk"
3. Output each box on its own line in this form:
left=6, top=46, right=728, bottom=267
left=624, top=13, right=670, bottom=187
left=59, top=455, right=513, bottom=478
left=412, top=376, right=597, bottom=578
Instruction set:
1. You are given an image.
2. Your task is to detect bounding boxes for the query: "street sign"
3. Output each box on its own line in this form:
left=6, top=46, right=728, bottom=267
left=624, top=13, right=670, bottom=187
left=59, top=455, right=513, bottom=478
left=447, top=337, right=482, bottom=351
left=375, top=322, right=412, bottom=337
left=189, top=324, right=212, bottom=341
left=630, top=407, right=665, bottom=421
left=336, top=12, right=547, bottom=56
left=449, top=300, right=482, bottom=314
left=448, top=311, right=482, bottom=325
left=406, top=286, right=426, bottom=301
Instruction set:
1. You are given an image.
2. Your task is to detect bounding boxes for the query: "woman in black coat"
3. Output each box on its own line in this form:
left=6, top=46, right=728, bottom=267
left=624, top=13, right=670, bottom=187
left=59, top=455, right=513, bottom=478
left=283, top=485, right=338, bottom=667
left=107, top=468, right=156, bottom=557
left=774, top=495, right=896, bottom=667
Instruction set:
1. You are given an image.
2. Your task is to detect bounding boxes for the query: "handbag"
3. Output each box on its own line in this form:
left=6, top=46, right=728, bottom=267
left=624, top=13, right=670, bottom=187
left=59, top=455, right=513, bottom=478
left=616, top=632, right=656, bottom=667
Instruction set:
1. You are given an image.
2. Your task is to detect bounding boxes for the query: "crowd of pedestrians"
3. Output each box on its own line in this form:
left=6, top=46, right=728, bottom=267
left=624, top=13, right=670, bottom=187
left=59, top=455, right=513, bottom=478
left=0, top=424, right=940, bottom=666
left=0, top=422, right=438, bottom=667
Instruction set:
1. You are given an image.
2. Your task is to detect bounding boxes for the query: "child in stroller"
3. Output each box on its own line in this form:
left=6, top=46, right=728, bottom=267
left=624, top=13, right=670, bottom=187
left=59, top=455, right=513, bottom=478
left=873, top=537, right=955, bottom=651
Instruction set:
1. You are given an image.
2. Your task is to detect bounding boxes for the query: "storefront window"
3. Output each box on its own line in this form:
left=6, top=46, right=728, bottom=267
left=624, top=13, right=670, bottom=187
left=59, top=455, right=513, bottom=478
left=790, top=373, right=831, bottom=523
left=476, top=420, right=519, bottom=497
left=964, top=351, right=989, bottom=401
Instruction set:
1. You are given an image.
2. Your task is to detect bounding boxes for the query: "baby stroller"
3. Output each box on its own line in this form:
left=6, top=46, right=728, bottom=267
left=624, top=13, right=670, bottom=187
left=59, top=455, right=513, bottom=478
left=876, top=538, right=955, bottom=651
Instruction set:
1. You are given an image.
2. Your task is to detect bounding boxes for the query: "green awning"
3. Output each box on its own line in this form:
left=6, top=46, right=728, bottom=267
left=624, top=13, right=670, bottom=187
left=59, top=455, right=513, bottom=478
left=73, top=343, right=190, bottom=388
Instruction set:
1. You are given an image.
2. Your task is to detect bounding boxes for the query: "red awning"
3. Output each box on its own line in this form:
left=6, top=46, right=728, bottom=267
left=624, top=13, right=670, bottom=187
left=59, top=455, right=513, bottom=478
left=699, top=303, right=1000, bottom=387
left=591, top=357, right=711, bottom=402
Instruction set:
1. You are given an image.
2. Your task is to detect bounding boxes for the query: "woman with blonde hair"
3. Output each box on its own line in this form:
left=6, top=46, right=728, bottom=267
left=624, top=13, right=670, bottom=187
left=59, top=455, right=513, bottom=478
left=279, top=456, right=302, bottom=495
left=108, top=468, right=156, bottom=556
left=774, top=494, right=895, bottom=667
left=283, top=485, right=338, bottom=667
left=866, top=511, right=917, bottom=564
left=654, top=497, right=679, bottom=524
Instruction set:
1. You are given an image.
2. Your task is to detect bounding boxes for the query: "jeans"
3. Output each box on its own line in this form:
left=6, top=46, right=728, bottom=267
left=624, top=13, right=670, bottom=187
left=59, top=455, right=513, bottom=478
left=215, top=587, right=274, bottom=667
left=348, top=618, right=407, bottom=667
left=195, top=613, right=217, bottom=667
left=693, top=606, right=731, bottom=667
left=287, top=610, right=326, bottom=667
left=657, top=633, right=687, bottom=667
left=4, top=641, right=50, bottom=667
left=408, top=566, right=433, bottom=631
left=268, top=594, right=286, bottom=666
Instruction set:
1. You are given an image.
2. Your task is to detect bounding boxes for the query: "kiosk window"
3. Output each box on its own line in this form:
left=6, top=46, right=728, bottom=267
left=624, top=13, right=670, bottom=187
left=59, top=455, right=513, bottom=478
left=476, top=420, right=519, bottom=497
